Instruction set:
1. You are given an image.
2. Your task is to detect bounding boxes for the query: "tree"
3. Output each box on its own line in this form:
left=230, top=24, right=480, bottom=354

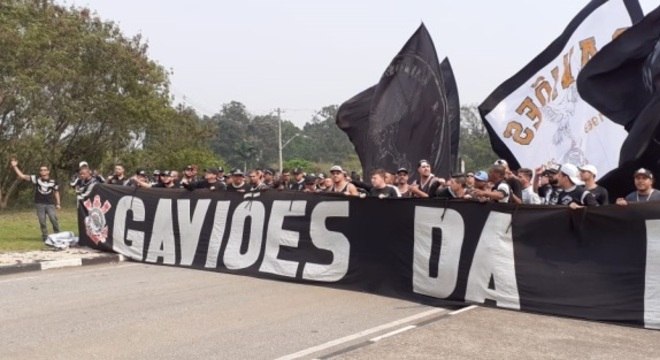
left=0, top=1, right=209, bottom=208
left=458, top=105, right=498, bottom=172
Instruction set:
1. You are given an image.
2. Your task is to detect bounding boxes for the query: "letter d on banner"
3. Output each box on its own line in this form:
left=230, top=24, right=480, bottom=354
left=412, top=207, right=464, bottom=298
left=645, top=220, right=660, bottom=330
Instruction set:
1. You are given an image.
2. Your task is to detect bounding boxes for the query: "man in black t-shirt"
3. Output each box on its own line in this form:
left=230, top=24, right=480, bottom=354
left=578, top=164, right=609, bottom=205
left=288, top=168, right=305, bottom=191
left=550, top=163, right=598, bottom=208
left=369, top=169, right=400, bottom=198
left=227, top=168, right=250, bottom=192
left=107, top=164, right=130, bottom=186
left=11, top=159, right=61, bottom=241
left=435, top=174, right=467, bottom=199
left=183, top=167, right=227, bottom=191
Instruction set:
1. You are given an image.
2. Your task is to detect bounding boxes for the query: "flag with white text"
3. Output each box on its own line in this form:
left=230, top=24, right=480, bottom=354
left=479, top=0, right=643, bottom=175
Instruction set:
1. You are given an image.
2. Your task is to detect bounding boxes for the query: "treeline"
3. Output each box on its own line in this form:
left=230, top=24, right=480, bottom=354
left=0, top=0, right=495, bottom=209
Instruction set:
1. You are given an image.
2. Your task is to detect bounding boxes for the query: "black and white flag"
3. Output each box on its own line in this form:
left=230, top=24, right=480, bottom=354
left=578, top=4, right=660, bottom=198
left=479, top=0, right=643, bottom=174
left=336, top=23, right=460, bottom=179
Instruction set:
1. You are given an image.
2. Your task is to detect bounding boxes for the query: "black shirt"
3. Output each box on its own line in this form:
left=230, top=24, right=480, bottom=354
left=549, top=186, right=598, bottom=206
left=188, top=180, right=227, bottom=191
left=435, top=187, right=459, bottom=199
left=227, top=182, right=250, bottom=192
left=30, top=175, right=58, bottom=205
left=288, top=180, right=305, bottom=191
left=369, top=185, right=400, bottom=198
left=506, top=177, right=523, bottom=203
left=587, top=185, right=609, bottom=205
left=107, top=176, right=129, bottom=186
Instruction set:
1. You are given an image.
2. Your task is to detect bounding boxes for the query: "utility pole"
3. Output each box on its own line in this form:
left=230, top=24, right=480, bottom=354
left=277, top=108, right=283, bottom=174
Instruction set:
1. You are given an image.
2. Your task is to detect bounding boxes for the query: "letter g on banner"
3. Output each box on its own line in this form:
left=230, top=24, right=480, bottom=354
left=412, top=207, right=464, bottom=298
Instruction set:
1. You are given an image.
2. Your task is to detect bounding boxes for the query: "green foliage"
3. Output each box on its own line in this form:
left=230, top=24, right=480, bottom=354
left=0, top=207, right=78, bottom=251
left=0, top=1, right=221, bottom=208
left=458, top=105, right=498, bottom=172
left=283, top=159, right=313, bottom=173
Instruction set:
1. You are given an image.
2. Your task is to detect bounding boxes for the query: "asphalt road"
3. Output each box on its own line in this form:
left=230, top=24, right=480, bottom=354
left=1, top=263, right=657, bottom=359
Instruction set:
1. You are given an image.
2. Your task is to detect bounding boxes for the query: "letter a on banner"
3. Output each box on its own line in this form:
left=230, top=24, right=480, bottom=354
left=479, top=0, right=643, bottom=175
left=465, top=212, right=520, bottom=310
left=646, top=219, right=660, bottom=330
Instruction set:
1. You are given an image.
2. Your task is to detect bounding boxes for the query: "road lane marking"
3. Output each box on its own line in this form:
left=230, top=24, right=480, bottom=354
left=449, top=305, right=478, bottom=316
left=275, top=307, right=446, bottom=360
left=369, top=325, right=417, bottom=342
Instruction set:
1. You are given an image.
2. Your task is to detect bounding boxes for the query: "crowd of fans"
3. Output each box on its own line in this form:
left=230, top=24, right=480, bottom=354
left=8, top=157, right=659, bottom=243
left=71, top=158, right=660, bottom=208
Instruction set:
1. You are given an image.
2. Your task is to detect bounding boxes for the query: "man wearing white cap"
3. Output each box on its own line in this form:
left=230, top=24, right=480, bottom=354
left=328, top=165, right=359, bottom=196
left=549, top=163, right=598, bottom=208
left=615, top=168, right=660, bottom=205
left=578, top=164, right=609, bottom=205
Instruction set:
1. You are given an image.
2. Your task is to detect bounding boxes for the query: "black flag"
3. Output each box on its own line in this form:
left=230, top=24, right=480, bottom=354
left=336, top=24, right=459, bottom=180
left=577, top=5, right=660, bottom=199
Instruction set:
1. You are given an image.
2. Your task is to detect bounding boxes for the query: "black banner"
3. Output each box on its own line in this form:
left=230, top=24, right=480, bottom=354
left=336, top=23, right=460, bottom=180
left=79, top=185, right=660, bottom=329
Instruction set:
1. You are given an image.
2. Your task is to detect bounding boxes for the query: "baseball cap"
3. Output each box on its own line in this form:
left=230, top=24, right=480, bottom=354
left=330, top=165, right=343, bottom=173
left=264, top=168, right=274, bottom=175
left=292, top=167, right=303, bottom=175
left=153, top=170, right=161, bottom=176
left=205, top=167, right=221, bottom=175
left=397, top=167, right=409, bottom=174
left=543, top=164, right=561, bottom=175
left=560, top=163, right=583, bottom=185
left=304, top=175, right=317, bottom=185
left=578, top=164, right=598, bottom=177
left=160, top=170, right=172, bottom=177
left=634, top=168, right=654, bottom=179
left=136, top=169, right=146, bottom=176
left=79, top=161, right=89, bottom=168
left=231, top=168, right=244, bottom=176
left=417, top=159, right=430, bottom=167
left=474, top=170, right=489, bottom=182
left=494, top=159, right=508, bottom=167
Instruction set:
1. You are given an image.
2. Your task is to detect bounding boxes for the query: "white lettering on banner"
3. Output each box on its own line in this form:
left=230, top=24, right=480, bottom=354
left=465, top=211, right=520, bottom=310
left=645, top=220, right=660, bottom=330
left=302, top=201, right=350, bottom=282
left=178, top=199, right=211, bottom=266
left=223, top=201, right=266, bottom=270
left=204, top=201, right=231, bottom=268
left=259, top=201, right=306, bottom=277
left=146, top=199, right=176, bottom=265
left=112, top=196, right=145, bottom=260
left=412, top=207, right=464, bottom=298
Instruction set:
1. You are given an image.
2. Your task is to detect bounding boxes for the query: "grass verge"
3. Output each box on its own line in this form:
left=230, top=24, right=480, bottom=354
left=0, top=208, right=78, bottom=252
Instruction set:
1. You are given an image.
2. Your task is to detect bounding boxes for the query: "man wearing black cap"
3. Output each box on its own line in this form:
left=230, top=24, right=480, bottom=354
left=263, top=168, right=276, bottom=188
left=182, top=164, right=201, bottom=185
left=302, top=175, right=319, bottom=193
left=616, top=168, right=660, bottom=205
left=535, top=164, right=560, bottom=205
left=396, top=168, right=413, bottom=198
left=227, top=168, right=250, bottom=192
left=288, top=168, right=305, bottom=191
left=127, top=169, right=149, bottom=187
left=152, top=170, right=177, bottom=189
left=183, top=167, right=227, bottom=191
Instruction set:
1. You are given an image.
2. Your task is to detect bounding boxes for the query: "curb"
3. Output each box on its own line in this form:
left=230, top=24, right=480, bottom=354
left=0, top=253, right=125, bottom=276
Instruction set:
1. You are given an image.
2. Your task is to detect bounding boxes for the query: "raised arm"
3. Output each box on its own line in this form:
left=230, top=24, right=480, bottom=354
left=10, top=159, right=30, bottom=181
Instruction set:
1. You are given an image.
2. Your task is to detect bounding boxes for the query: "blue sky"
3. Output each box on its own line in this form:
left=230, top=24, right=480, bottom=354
left=62, top=0, right=659, bottom=126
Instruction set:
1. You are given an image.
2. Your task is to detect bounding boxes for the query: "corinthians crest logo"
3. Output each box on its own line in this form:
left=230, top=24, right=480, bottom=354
left=84, top=195, right=112, bottom=245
